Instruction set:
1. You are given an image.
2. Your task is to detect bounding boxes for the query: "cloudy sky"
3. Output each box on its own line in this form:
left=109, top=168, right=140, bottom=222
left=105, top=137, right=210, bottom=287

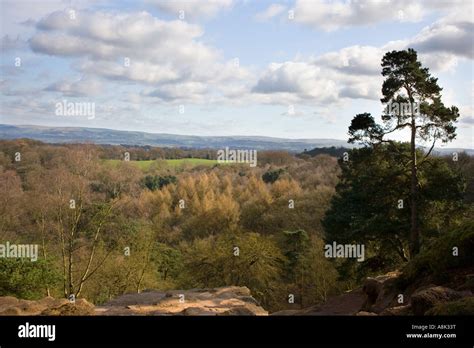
left=0, top=0, right=473, bottom=148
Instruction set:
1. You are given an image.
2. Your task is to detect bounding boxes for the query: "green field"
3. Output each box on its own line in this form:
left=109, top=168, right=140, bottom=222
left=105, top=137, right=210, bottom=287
left=104, top=158, right=219, bottom=170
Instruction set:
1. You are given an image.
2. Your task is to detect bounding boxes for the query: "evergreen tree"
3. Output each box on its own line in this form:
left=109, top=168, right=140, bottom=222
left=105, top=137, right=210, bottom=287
left=348, top=48, right=459, bottom=256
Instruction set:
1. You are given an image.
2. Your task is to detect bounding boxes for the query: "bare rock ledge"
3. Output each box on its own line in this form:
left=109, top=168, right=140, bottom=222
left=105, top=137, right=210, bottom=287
left=0, top=286, right=267, bottom=316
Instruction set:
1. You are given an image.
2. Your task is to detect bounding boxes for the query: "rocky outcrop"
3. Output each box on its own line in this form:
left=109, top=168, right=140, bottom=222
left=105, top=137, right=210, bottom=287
left=410, top=286, right=465, bottom=315
left=360, top=271, right=401, bottom=313
left=41, top=299, right=95, bottom=316
left=379, top=305, right=412, bottom=316
left=273, top=270, right=473, bottom=316
left=355, top=311, right=377, bottom=316
left=97, top=286, right=267, bottom=316
left=2, top=279, right=471, bottom=316
left=0, top=286, right=267, bottom=316
left=425, top=297, right=474, bottom=315
left=0, top=296, right=94, bottom=316
left=358, top=272, right=473, bottom=316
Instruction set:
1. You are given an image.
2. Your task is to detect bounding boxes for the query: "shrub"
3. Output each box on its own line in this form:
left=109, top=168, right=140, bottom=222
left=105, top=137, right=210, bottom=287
left=398, top=219, right=474, bottom=287
left=262, top=169, right=284, bottom=184
left=0, top=258, right=61, bottom=299
left=141, top=175, right=177, bottom=191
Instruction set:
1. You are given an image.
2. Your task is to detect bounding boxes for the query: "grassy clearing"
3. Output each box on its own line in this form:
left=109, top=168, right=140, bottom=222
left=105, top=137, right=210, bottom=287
left=104, top=158, right=219, bottom=170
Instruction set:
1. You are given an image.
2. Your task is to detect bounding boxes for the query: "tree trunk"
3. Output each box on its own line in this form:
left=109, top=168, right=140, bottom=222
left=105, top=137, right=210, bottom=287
left=409, top=117, right=420, bottom=257
left=68, top=233, right=74, bottom=296
left=39, top=215, right=51, bottom=297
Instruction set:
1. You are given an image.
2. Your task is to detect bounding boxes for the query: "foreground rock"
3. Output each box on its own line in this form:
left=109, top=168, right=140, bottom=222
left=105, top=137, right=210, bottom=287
left=425, top=297, right=474, bottom=315
left=97, top=286, right=267, bottom=316
left=0, top=296, right=94, bottom=316
left=272, top=270, right=473, bottom=316
left=379, top=305, right=412, bottom=316
left=271, top=272, right=400, bottom=316
left=411, top=286, right=465, bottom=315
left=360, top=271, right=401, bottom=314
left=360, top=272, right=472, bottom=316
left=0, top=286, right=267, bottom=316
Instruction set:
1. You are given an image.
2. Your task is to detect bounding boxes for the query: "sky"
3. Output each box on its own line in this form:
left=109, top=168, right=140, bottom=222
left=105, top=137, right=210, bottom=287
left=0, top=0, right=473, bottom=148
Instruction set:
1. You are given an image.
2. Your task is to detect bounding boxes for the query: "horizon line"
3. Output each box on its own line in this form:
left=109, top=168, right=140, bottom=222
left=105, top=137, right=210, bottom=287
left=1, top=123, right=472, bottom=150
left=0, top=123, right=349, bottom=142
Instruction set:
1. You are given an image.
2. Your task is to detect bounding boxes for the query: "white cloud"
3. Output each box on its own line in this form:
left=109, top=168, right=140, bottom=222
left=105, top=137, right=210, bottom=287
left=31, top=11, right=210, bottom=61
left=291, top=0, right=424, bottom=31
left=285, top=0, right=473, bottom=74
left=28, top=9, right=250, bottom=102
left=255, top=4, right=286, bottom=21
left=314, top=45, right=382, bottom=76
left=3, top=0, right=473, bottom=123
left=288, top=0, right=473, bottom=32
left=0, top=0, right=101, bottom=38
left=252, top=61, right=365, bottom=105
left=380, top=12, right=473, bottom=72
left=147, top=0, right=234, bottom=19
left=45, top=78, right=103, bottom=97
left=78, top=60, right=181, bottom=84
left=251, top=44, right=388, bottom=105
left=339, top=80, right=380, bottom=99
left=418, top=52, right=459, bottom=72
left=145, top=82, right=209, bottom=103
left=409, top=14, right=474, bottom=60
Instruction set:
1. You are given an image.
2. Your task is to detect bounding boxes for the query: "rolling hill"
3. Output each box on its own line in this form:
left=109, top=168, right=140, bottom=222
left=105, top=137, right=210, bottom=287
left=0, top=124, right=472, bottom=155
left=0, top=124, right=351, bottom=152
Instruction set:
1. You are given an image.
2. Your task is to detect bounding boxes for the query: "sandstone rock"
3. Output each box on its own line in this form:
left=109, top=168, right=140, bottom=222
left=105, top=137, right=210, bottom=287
left=218, top=306, right=259, bottom=315
left=214, top=286, right=251, bottom=298
left=41, top=299, right=95, bottom=316
left=0, top=287, right=267, bottom=316
left=361, top=278, right=381, bottom=311
left=98, top=286, right=267, bottom=316
left=180, top=307, right=216, bottom=316
left=380, top=305, right=412, bottom=316
left=37, top=296, right=69, bottom=308
left=411, top=286, right=464, bottom=315
left=270, top=270, right=471, bottom=317
left=0, top=296, right=20, bottom=308
left=0, top=297, right=47, bottom=315
left=355, top=311, right=377, bottom=316
left=361, top=271, right=401, bottom=313
left=270, top=309, right=302, bottom=316
left=0, top=296, right=94, bottom=316
left=0, top=306, right=22, bottom=315
left=17, top=300, right=46, bottom=315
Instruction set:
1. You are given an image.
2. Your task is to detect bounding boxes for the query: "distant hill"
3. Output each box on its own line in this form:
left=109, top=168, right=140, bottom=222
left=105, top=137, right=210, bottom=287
left=0, top=124, right=472, bottom=154
left=0, top=124, right=352, bottom=152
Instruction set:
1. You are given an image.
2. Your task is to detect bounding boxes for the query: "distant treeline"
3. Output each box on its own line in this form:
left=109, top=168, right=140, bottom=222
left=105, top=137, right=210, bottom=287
left=298, top=146, right=351, bottom=159
left=0, top=139, right=310, bottom=164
